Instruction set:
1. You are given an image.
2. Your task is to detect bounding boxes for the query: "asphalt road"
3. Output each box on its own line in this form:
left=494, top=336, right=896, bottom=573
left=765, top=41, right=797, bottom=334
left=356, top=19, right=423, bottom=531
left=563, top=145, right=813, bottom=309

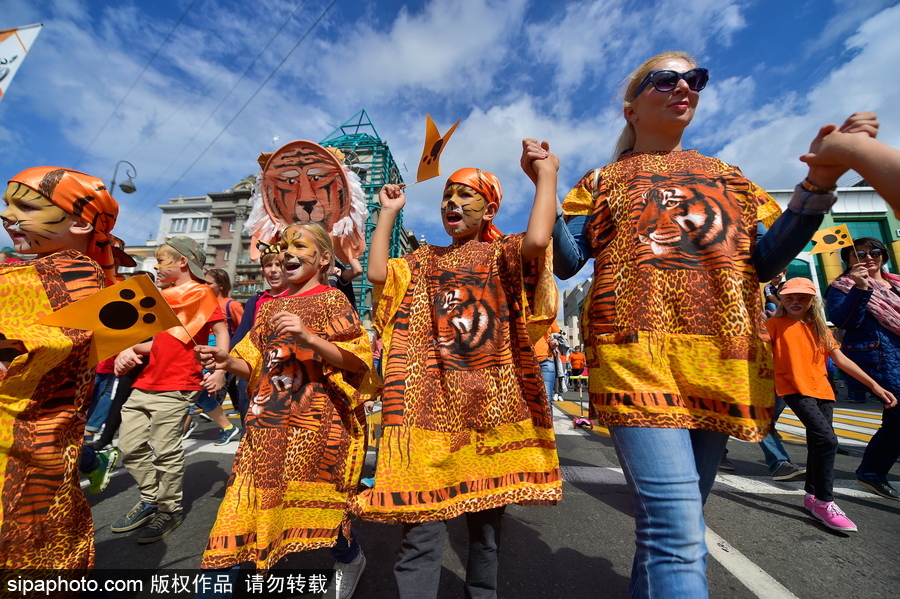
left=81, top=391, right=900, bottom=598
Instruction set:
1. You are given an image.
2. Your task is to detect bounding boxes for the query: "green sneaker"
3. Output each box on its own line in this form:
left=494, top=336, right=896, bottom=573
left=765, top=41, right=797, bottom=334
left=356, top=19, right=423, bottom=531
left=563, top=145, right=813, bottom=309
left=111, top=502, right=158, bottom=533
left=85, top=448, right=119, bottom=495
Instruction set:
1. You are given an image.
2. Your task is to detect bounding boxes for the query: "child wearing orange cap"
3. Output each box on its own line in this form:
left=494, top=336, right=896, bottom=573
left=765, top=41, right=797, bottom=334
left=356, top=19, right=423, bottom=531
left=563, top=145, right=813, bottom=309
left=767, top=277, right=897, bottom=533
left=358, top=140, right=560, bottom=597
left=0, top=167, right=119, bottom=568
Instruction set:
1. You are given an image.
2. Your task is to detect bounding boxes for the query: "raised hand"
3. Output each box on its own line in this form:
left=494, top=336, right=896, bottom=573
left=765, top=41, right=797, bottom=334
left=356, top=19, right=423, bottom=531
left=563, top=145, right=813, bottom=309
left=379, top=184, right=406, bottom=213
left=520, top=138, right=557, bottom=183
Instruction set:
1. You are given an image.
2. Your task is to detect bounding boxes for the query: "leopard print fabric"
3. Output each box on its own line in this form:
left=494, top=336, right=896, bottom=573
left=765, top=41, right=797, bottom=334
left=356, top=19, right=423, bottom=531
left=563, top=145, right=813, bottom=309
left=562, top=151, right=780, bottom=442
left=201, top=287, right=378, bottom=570
left=0, top=250, right=103, bottom=569
left=354, top=236, right=561, bottom=524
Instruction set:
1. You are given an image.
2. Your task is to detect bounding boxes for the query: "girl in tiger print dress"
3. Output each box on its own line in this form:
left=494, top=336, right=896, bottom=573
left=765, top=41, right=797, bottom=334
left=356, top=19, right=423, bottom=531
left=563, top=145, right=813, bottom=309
left=197, top=222, right=378, bottom=596
left=553, top=51, right=876, bottom=598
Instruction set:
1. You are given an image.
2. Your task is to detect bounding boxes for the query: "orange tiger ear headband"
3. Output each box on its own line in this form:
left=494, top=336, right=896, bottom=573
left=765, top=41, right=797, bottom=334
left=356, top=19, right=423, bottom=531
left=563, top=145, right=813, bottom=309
left=8, top=167, right=120, bottom=285
left=244, top=140, right=366, bottom=264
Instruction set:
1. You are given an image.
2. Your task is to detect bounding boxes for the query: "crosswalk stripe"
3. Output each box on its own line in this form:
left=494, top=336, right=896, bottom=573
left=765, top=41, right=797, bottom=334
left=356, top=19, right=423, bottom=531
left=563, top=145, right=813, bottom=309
left=552, top=400, right=885, bottom=446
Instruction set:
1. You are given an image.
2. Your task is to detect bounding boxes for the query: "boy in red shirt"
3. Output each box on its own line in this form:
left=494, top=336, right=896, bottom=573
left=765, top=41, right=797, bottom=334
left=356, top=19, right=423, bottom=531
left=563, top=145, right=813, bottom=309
left=113, top=237, right=227, bottom=543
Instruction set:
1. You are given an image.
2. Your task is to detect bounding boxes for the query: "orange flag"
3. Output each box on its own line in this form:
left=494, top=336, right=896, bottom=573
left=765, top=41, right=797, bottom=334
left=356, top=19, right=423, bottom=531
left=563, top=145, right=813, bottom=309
left=810, top=224, right=853, bottom=255
left=37, top=274, right=182, bottom=367
left=160, top=280, right=219, bottom=344
left=416, top=114, right=460, bottom=183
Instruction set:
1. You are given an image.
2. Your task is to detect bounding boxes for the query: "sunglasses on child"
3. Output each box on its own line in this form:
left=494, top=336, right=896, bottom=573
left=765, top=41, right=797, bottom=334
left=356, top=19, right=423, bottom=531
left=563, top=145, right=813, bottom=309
left=630, top=68, right=709, bottom=101
left=853, top=248, right=884, bottom=260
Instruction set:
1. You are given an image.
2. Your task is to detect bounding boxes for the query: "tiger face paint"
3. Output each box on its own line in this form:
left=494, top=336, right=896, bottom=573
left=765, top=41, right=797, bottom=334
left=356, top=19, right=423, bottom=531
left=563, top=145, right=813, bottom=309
left=1, top=182, right=80, bottom=256
left=279, top=225, right=330, bottom=294
left=440, top=183, right=496, bottom=243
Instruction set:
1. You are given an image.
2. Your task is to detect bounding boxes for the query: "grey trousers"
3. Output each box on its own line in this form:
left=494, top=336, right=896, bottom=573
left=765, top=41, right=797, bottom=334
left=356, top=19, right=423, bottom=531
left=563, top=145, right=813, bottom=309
left=395, top=506, right=505, bottom=599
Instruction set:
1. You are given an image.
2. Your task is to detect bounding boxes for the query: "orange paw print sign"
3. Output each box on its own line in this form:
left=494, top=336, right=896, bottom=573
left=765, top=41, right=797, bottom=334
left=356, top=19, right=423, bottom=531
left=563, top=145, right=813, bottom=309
left=809, top=224, right=853, bottom=255
left=37, top=274, right=181, bottom=366
left=416, top=114, right=460, bottom=183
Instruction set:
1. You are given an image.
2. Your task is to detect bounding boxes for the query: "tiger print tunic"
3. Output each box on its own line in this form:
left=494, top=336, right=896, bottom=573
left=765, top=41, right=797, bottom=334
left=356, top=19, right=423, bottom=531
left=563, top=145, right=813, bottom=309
left=355, top=234, right=561, bottom=524
left=563, top=150, right=782, bottom=441
left=0, top=250, right=104, bottom=569
left=201, top=287, right=378, bottom=570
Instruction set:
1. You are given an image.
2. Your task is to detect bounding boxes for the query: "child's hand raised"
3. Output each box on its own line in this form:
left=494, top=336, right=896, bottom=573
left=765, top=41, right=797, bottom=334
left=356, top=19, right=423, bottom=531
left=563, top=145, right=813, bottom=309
left=871, top=384, right=897, bottom=409
left=520, top=138, right=557, bottom=183
left=379, top=184, right=406, bottom=213
left=271, top=311, right=314, bottom=345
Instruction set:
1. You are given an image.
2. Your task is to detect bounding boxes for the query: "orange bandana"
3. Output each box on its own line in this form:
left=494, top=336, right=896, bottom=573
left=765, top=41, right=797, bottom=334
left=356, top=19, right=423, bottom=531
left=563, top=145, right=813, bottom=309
left=161, top=280, right=219, bottom=343
left=8, top=167, right=119, bottom=285
left=446, top=168, right=503, bottom=241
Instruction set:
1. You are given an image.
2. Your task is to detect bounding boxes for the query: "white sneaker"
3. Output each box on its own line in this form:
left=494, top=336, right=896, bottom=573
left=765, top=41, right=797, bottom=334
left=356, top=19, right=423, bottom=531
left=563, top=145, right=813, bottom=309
left=334, top=549, right=366, bottom=599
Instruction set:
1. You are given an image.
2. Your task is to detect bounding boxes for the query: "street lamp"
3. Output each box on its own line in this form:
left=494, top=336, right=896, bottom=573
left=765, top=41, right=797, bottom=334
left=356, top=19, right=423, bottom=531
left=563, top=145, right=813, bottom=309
left=110, top=160, right=138, bottom=195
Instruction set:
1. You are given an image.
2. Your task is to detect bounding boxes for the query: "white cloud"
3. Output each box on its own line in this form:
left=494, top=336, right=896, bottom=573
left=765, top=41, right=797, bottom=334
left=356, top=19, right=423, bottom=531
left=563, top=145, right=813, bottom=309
left=305, top=0, right=530, bottom=107
left=526, top=0, right=748, bottom=91
left=715, top=3, right=900, bottom=189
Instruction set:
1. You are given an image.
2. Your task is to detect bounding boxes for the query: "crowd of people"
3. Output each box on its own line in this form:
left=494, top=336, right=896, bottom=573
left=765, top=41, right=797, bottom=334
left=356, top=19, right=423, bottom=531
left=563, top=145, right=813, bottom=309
left=3, top=49, right=900, bottom=599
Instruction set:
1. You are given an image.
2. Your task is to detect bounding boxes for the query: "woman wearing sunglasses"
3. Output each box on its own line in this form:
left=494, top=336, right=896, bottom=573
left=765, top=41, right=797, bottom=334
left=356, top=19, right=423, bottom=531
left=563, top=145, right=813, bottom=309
left=546, top=51, right=878, bottom=597
left=826, top=237, right=900, bottom=501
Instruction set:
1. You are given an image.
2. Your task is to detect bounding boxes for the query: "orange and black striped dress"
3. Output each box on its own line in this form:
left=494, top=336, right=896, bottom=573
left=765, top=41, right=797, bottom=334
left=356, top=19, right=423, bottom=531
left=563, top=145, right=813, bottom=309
left=201, top=286, right=378, bottom=570
left=355, top=234, right=561, bottom=524
left=0, top=250, right=104, bottom=569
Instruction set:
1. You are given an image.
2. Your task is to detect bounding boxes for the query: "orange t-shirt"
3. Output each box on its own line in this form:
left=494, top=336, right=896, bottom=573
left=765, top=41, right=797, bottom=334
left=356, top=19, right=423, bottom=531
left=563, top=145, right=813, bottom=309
left=765, top=316, right=837, bottom=400
left=534, top=321, right=561, bottom=362
left=569, top=352, right=586, bottom=371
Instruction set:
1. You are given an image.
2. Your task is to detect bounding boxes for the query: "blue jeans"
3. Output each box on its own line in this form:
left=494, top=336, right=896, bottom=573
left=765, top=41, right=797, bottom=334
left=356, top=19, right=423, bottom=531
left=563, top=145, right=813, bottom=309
left=539, top=358, right=556, bottom=401
left=758, top=395, right=791, bottom=472
left=610, top=426, right=729, bottom=599
left=85, top=373, right=117, bottom=432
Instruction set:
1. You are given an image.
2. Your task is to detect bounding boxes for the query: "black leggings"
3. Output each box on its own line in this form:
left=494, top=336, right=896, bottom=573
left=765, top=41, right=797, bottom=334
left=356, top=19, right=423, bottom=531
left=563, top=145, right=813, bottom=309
left=783, top=394, right=838, bottom=502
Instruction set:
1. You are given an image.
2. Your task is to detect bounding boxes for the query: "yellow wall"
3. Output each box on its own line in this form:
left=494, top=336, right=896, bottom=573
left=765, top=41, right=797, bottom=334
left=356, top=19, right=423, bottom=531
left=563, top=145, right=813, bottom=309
left=819, top=250, right=845, bottom=285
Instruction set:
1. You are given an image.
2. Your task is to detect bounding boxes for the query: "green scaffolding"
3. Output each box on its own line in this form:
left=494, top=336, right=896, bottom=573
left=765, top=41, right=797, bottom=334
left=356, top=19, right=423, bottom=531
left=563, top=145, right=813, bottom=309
left=320, top=109, right=411, bottom=322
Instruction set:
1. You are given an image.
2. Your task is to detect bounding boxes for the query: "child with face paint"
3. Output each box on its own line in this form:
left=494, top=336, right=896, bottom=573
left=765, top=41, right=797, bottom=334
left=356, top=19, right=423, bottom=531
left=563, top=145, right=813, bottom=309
left=196, top=222, right=378, bottom=599
left=767, top=277, right=897, bottom=532
left=0, top=167, right=119, bottom=568
left=361, top=140, right=560, bottom=597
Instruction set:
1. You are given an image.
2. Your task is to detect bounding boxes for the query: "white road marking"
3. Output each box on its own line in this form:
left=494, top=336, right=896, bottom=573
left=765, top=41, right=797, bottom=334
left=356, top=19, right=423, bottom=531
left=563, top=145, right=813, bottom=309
left=560, top=466, right=878, bottom=499
left=706, top=527, right=799, bottom=599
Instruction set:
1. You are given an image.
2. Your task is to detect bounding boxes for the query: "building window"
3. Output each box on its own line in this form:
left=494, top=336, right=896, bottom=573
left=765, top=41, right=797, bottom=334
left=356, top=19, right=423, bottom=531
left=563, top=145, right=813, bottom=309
left=224, top=248, right=231, bottom=261
left=170, top=218, right=187, bottom=233
left=228, top=219, right=235, bottom=232
left=191, top=217, right=208, bottom=233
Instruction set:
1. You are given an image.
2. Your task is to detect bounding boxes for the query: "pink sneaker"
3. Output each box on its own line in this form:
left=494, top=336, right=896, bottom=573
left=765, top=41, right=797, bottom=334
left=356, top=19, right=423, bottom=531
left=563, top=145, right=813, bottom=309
left=810, top=500, right=858, bottom=532
left=803, top=493, right=816, bottom=513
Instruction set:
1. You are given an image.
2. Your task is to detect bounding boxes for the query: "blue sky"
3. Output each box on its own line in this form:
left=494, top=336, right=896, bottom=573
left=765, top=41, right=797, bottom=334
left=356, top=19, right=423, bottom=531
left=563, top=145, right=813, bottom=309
left=2, top=0, right=899, bottom=283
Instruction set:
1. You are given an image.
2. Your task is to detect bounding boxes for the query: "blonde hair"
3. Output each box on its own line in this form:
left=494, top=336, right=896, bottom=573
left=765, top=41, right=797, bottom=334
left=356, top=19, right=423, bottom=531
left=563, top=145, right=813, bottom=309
left=154, top=244, right=181, bottom=262
left=773, top=295, right=835, bottom=354
left=280, top=222, right=335, bottom=284
left=612, top=50, right=698, bottom=160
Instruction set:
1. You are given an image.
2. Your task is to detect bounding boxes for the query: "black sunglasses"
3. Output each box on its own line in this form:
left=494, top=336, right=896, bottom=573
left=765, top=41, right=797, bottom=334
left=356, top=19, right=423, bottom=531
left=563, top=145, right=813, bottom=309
left=630, top=68, right=709, bottom=101
left=854, top=248, right=884, bottom=260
